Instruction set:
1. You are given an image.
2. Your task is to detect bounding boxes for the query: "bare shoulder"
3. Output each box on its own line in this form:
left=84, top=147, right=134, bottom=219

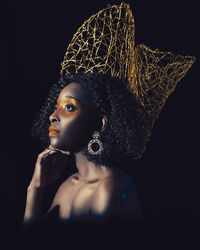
left=93, top=168, right=134, bottom=196
left=91, top=169, right=143, bottom=220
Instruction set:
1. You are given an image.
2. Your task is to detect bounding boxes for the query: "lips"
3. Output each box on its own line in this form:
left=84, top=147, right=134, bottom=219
left=49, top=126, right=60, bottom=136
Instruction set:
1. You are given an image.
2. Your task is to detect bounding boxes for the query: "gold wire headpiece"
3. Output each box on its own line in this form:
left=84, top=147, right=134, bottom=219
left=60, top=2, right=195, bottom=127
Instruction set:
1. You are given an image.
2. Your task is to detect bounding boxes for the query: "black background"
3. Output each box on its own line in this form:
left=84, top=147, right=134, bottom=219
left=1, top=0, right=200, bottom=238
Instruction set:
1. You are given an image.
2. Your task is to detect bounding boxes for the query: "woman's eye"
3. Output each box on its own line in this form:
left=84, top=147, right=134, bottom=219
left=64, top=103, right=77, bottom=112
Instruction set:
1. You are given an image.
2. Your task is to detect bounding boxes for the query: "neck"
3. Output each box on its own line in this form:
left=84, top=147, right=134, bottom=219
left=74, top=151, right=111, bottom=182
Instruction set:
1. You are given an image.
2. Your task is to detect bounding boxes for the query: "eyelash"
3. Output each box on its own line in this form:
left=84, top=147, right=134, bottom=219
left=64, top=103, right=77, bottom=112
left=54, top=103, right=77, bottom=112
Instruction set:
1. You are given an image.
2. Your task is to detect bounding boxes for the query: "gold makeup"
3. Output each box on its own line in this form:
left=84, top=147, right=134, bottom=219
left=49, top=126, right=60, bottom=136
left=49, top=131, right=59, bottom=136
left=57, top=97, right=80, bottom=111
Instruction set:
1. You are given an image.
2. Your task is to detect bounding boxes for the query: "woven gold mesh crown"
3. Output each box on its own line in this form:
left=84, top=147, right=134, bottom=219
left=60, top=2, right=195, bottom=127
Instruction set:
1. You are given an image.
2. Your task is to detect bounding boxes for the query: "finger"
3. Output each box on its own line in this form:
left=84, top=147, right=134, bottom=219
left=39, top=148, right=58, bottom=162
left=41, top=150, right=62, bottom=162
left=48, top=151, right=69, bottom=162
left=45, top=151, right=69, bottom=167
left=37, top=148, right=51, bottom=160
left=48, top=145, right=70, bottom=155
left=41, top=150, right=56, bottom=162
left=41, top=147, right=51, bottom=154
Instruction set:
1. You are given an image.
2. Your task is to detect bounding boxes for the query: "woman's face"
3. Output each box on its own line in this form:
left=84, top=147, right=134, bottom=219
left=49, top=82, right=99, bottom=152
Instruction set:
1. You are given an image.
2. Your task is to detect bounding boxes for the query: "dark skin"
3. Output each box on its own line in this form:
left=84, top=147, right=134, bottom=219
left=49, top=82, right=100, bottom=153
left=23, top=82, right=143, bottom=225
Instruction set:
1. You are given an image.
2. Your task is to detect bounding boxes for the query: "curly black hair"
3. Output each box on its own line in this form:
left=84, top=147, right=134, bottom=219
left=31, top=73, right=151, bottom=168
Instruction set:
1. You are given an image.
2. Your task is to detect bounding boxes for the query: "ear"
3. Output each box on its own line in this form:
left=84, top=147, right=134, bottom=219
left=100, top=115, right=107, bottom=132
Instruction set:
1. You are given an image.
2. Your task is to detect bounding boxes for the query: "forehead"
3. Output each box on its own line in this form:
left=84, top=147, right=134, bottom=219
left=58, top=82, right=92, bottom=107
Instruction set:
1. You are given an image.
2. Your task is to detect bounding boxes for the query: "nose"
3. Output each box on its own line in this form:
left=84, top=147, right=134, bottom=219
left=49, top=110, right=60, bottom=124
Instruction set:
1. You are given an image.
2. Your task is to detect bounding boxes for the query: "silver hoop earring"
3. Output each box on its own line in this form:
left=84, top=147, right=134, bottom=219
left=88, top=131, right=103, bottom=155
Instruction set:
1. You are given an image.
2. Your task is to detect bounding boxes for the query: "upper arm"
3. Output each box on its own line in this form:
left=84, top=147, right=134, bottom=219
left=91, top=175, right=143, bottom=221
left=118, top=181, right=143, bottom=221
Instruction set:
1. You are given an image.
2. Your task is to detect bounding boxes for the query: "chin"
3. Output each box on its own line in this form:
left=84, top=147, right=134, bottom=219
left=50, top=136, right=61, bottom=149
left=49, top=136, right=68, bottom=151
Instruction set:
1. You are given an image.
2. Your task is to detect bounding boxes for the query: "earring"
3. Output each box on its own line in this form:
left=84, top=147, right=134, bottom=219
left=88, top=131, right=103, bottom=155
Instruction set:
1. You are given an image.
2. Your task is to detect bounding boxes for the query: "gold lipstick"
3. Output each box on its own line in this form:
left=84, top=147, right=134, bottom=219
left=49, top=126, right=60, bottom=136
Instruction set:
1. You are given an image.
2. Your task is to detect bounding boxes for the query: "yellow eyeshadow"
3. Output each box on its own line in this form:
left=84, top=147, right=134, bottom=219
left=58, top=98, right=80, bottom=109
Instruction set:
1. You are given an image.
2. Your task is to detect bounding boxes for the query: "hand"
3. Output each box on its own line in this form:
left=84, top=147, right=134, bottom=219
left=29, top=147, right=70, bottom=189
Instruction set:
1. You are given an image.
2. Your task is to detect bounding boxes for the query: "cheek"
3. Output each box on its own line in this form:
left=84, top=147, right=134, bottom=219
left=60, top=112, right=95, bottom=146
left=50, top=113, right=83, bottom=148
left=51, top=108, right=97, bottom=151
left=62, top=113, right=93, bottom=137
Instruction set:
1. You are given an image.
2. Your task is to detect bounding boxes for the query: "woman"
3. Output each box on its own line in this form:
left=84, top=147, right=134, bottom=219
left=23, top=2, right=195, bottom=227
left=23, top=73, right=149, bottom=226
